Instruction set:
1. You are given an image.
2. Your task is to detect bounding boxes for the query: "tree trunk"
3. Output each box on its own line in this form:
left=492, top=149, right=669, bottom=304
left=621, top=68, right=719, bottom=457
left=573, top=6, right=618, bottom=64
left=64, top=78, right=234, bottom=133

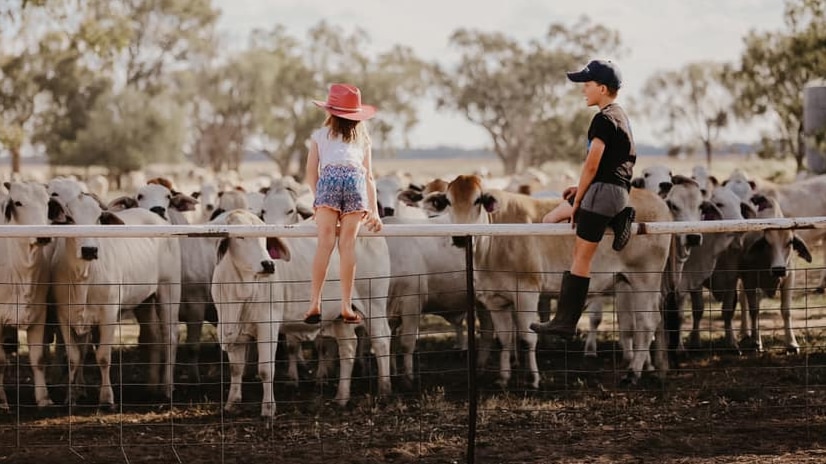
left=11, top=145, right=21, bottom=175
left=501, top=151, right=523, bottom=175
left=796, top=124, right=806, bottom=173
left=704, top=140, right=712, bottom=170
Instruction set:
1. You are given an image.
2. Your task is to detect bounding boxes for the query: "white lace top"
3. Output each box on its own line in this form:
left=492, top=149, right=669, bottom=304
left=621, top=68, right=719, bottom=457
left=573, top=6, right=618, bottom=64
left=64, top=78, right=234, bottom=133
left=311, top=127, right=367, bottom=169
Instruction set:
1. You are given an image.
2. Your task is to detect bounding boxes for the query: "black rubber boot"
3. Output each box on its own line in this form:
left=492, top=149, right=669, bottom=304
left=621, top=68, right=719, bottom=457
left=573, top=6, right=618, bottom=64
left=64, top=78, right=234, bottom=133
left=609, top=206, right=635, bottom=251
left=530, top=271, right=590, bottom=339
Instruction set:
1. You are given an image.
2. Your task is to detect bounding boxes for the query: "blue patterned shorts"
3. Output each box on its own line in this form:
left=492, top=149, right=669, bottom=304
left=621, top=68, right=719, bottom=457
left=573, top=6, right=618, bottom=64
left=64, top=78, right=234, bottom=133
left=313, top=164, right=369, bottom=215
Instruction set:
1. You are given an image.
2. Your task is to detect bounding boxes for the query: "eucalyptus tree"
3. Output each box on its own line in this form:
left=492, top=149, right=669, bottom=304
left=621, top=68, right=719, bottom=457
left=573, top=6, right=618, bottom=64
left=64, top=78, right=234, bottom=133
left=434, top=17, right=624, bottom=174
left=640, top=61, right=731, bottom=169
left=727, top=0, right=826, bottom=172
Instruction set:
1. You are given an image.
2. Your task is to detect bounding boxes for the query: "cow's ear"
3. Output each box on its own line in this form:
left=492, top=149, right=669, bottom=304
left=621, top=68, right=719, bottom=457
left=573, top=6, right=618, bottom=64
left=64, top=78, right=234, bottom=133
left=216, top=238, right=229, bottom=262
left=476, top=193, right=499, bottom=213
left=266, top=237, right=291, bottom=262
left=3, top=182, right=10, bottom=190
left=631, top=177, right=644, bottom=189
left=740, top=201, right=757, bottom=220
left=748, top=180, right=757, bottom=191
left=793, top=236, right=813, bottom=263
left=3, top=200, right=14, bottom=221
left=700, top=201, right=722, bottom=221
left=397, top=189, right=423, bottom=206
left=98, top=212, right=125, bottom=225
left=750, top=194, right=772, bottom=212
left=407, top=183, right=424, bottom=192
left=297, top=203, right=314, bottom=220
left=708, top=175, right=719, bottom=187
left=209, top=208, right=226, bottom=221
left=171, top=193, right=198, bottom=212
left=191, top=191, right=201, bottom=199
left=108, top=196, right=138, bottom=212
left=658, top=181, right=673, bottom=198
left=48, top=199, right=71, bottom=224
left=424, top=193, right=450, bottom=213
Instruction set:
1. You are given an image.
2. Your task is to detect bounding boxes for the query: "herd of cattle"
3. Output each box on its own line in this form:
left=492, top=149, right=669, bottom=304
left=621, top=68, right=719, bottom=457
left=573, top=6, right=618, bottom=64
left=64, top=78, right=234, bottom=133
left=0, top=164, right=824, bottom=418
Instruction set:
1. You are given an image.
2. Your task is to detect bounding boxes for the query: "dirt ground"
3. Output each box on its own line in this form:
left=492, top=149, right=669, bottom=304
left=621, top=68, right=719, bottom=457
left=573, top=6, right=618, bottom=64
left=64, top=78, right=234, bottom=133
left=1, top=307, right=825, bottom=464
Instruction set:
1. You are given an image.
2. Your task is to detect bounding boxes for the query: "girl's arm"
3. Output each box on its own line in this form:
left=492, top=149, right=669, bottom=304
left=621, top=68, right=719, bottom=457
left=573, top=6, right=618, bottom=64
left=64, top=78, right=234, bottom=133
left=306, top=141, right=320, bottom=197
left=362, top=143, right=382, bottom=231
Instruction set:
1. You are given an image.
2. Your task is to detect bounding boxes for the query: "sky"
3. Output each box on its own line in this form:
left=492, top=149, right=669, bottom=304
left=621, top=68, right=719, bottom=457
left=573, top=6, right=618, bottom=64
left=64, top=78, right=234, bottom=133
left=213, top=0, right=788, bottom=149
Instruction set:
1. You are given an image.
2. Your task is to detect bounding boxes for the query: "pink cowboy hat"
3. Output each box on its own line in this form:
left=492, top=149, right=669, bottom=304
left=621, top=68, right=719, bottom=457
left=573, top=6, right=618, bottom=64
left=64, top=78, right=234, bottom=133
left=313, top=83, right=377, bottom=121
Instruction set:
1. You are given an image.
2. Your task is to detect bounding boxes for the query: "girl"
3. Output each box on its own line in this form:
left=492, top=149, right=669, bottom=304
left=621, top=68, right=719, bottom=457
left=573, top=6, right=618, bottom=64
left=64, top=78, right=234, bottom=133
left=303, top=83, right=382, bottom=325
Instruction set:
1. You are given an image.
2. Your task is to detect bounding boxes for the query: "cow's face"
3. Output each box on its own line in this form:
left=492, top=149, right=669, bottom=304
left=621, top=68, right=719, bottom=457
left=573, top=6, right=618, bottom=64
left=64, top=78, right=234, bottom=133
left=136, top=183, right=174, bottom=220
left=261, top=187, right=305, bottom=225
left=722, top=170, right=756, bottom=201
left=749, top=195, right=812, bottom=276
left=193, top=183, right=219, bottom=218
left=59, top=194, right=123, bottom=261
left=664, top=175, right=709, bottom=252
left=4, top=182, right=51, bottom=246
left=216, top=210, right=288, bottom=275
left=375, top=175, right=405, bottom=217
left=632, top=165, right=672, bottom=197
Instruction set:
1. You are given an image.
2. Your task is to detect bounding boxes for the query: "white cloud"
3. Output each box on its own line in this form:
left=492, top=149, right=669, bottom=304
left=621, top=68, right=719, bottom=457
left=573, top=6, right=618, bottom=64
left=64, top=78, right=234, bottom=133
left=213, top=0, right=787, bottom=148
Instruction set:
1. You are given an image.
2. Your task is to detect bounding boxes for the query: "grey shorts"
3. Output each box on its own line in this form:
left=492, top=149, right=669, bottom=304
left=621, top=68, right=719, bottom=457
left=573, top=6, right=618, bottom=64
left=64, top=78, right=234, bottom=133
left=576, top=182, right=629, bottom=243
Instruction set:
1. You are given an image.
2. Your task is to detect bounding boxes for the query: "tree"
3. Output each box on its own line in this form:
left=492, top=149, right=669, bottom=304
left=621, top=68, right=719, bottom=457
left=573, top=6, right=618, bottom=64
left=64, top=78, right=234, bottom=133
left=640, top=61, right=731, bottom=169
left=62, top=88, right=186, bottom=178
left=434, top=17, right=624, bottom=174
left=727, top=0, right=826, bottom=172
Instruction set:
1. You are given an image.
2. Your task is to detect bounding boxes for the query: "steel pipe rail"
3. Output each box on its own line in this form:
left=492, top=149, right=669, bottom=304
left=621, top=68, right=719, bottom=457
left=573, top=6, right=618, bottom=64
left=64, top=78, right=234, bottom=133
left=1, top=216, right=826, bottom=238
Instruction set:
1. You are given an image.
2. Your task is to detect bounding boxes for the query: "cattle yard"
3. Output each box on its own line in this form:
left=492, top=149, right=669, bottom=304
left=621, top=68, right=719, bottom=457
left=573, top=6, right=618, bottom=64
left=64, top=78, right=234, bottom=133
left=1, top=244, right=825, bottom=464
left=2, top=155, right=826, bottom=463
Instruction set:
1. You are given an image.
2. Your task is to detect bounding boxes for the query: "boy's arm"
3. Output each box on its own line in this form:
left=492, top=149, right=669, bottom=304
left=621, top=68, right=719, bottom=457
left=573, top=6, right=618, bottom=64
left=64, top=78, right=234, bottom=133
left=572, top=137, right=606, bottom=208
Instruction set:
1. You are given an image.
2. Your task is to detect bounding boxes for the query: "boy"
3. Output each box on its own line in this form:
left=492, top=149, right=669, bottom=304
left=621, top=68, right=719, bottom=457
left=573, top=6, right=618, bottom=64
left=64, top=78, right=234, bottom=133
left=531, top=59, right=636, bottom=338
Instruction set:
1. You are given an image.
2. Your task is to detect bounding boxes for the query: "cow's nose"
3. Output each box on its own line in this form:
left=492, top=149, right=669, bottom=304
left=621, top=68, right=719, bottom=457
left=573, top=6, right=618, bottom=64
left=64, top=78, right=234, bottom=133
left=206, top=204, right=215, bottom=212
left=261, top=260, right=275, bottom=274
left=36, top=237, right=51, bottom=245
left=686, top=234, right=703, bottom=247
left=81, top=246, right=98, bottom=261
left=383, top=206, right=395, bottom=217
left=150, top=206, right=167, bottom=219
left=771, top=266, right=787, bottom=278
left=451, top=236, right=469, bottom=248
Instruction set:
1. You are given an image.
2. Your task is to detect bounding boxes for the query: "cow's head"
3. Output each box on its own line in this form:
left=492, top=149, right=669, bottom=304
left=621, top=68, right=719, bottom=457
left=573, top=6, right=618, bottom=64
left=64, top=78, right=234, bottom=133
left=4, top=181, right=51, bottom=246
left=192, top=182, right=219, bottom=220
left=260, top=186, right=313, bottom=225
left=632, top=165, right=673, bottom=197
left=52, top=193, right=123, bottom=261
left=722, top=169, right=756, bottom=201
left=429, top=175, right=499, bottom=248
left=375, top=174, right=404, bottom=217
left=127, top=183, right=198, bottom=221
left=747, top=195, right=812, bottom=278
left=664, top=175, right=709, bottom=253
left=215, top=210, right=288, bottom=276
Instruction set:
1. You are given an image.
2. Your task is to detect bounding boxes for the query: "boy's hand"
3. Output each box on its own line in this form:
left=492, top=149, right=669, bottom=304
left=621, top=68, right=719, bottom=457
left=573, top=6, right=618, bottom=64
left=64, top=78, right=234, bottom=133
left=562, top=186, right=578, bottom=200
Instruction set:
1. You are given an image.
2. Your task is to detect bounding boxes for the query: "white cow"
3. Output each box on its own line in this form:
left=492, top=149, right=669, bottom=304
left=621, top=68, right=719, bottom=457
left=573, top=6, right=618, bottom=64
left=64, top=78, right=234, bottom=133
left=211, top=210, right=281, bottom=417
left=375, top=174, right=426, bottom=219
left=429, top=175, right=671, bottom=386
left=216, top=209, right=392, bottom=407
left=0, top=182, right=53, bottom=411
left=49, top=193, right=182, bottom=407
left=115, top=182, right=212, bottom=383
left=259, top=186, right=391, bottom=389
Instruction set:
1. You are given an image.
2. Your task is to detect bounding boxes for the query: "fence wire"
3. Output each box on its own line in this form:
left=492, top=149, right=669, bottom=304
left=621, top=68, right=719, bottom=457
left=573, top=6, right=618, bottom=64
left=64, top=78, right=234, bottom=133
left=1, top=227, right=826, bottom=463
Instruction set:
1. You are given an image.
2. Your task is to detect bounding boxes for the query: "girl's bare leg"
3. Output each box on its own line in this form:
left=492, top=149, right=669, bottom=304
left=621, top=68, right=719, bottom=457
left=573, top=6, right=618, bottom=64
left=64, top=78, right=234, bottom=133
left=337, top=212, right=363, bottom=319
left=307, top=207, right=340, bottom=317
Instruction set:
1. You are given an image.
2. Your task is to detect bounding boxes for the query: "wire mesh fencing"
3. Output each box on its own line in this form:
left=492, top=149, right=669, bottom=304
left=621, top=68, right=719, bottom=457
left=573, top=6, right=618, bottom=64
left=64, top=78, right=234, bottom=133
left=1, top=225, right=826, bottom=463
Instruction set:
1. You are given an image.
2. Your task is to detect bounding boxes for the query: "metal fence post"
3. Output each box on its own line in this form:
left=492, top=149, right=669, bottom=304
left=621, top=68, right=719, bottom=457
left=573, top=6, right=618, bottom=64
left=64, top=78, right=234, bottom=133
left=465, top=235, right=477, bottom=464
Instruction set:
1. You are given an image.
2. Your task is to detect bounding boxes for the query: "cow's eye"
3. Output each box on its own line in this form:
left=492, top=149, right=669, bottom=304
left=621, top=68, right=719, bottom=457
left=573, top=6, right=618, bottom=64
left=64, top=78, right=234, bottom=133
left=51, top=192, right=58, bottom=197
left=137, top=194, right=143, bottom=201
left=14, top=201, right=22, bottom=207
left=287, top=209, right=295, bottom=215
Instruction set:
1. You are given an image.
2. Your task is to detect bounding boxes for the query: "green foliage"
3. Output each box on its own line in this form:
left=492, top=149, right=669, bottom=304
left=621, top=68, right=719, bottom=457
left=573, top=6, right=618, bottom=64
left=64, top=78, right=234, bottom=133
left=640, top=61, right=731, bottom=169
left=728, top=0, right=826, bottom=172
left=59, top=88, right=186, bottom=174
left=434, top=17, right=624, bottom=174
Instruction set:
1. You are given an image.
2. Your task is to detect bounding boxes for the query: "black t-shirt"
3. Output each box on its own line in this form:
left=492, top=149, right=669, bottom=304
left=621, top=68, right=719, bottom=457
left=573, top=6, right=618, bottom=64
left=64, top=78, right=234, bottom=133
left=587, top=103, right=636, bottom=191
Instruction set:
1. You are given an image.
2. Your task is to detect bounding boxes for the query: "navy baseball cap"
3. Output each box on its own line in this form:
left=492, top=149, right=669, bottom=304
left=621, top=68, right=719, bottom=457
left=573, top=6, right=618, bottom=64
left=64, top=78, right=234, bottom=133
left=566, top=60, right=622, bottom=90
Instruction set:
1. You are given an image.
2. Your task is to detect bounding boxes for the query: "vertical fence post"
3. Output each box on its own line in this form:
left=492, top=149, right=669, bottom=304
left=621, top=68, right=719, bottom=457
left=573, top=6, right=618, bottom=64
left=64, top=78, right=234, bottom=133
left=465, top=235, right=477, bottom=464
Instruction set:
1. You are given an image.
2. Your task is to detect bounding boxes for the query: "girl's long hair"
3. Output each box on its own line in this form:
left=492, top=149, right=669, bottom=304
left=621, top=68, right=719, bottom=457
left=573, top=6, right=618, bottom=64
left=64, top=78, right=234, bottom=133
left=324, top=114, right=370, bottom=145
